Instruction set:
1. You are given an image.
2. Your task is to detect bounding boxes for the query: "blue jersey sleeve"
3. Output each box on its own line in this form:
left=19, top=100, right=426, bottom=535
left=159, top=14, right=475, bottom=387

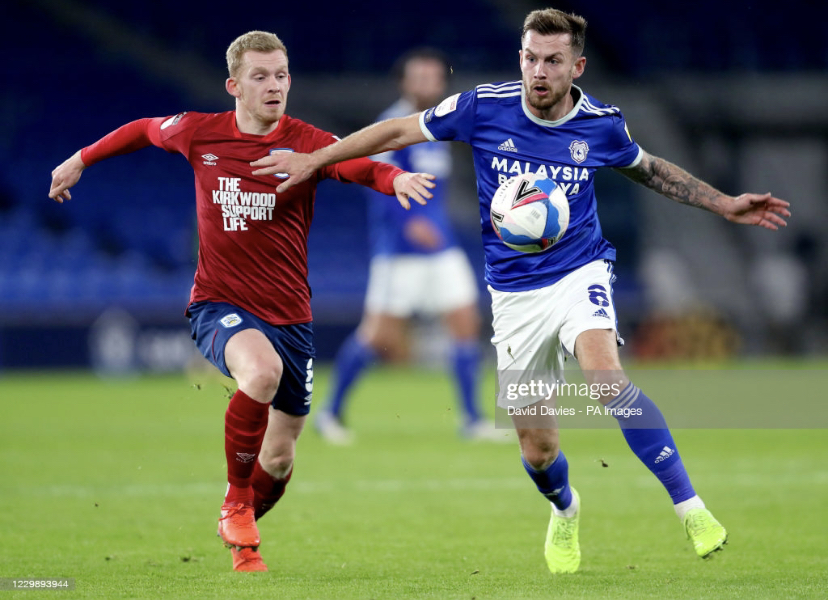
left=418, top=90, right=477, bottom=144
left=604, top=113, right=642, bottom=168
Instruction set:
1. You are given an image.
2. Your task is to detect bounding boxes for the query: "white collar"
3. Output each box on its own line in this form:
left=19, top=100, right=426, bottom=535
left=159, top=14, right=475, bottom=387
left=520, top=84, right=584, bottom=127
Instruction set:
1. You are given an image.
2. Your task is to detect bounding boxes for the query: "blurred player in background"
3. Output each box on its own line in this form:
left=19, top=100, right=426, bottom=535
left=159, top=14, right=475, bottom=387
left=316, top=48, right=505, bottom=444
left=252, top=9, right=790, bottom=574
left=48, top=31, right=434, bottom=573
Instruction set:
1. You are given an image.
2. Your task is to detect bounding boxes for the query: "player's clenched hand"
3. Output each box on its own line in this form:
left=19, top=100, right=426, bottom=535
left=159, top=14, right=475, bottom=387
left=49, top=150, right=86, bottom=203
left=722, top=192, right=791, bottom=230
left=392, top=172, right=435, bottom=210
left=250, top=151, right=316, bottom=193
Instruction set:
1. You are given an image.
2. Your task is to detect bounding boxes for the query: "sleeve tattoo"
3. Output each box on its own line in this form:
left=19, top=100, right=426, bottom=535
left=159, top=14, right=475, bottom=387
left=616, top=152, right=725, bottom=215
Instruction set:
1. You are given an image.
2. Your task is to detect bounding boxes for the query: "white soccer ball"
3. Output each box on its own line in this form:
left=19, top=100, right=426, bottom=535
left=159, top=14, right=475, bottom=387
left=490, top=173, right=570, bottom=253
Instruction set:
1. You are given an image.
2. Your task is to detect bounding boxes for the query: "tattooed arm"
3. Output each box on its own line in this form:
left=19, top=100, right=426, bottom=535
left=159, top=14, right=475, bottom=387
left=616, top=150, right=791, bottom=231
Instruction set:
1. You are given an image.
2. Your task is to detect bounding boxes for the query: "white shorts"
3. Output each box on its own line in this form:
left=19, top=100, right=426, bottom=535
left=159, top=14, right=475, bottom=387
left=490, top=260, right=620, bottom=409
left=364, top=247, right=479, bottom=317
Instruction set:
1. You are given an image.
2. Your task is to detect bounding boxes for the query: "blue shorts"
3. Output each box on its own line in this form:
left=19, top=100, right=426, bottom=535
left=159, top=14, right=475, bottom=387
left=187, top=301, right=315, bottom=416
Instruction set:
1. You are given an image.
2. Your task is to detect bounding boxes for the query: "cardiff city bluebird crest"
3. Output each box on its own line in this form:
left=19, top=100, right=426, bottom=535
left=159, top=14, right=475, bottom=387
left=569, top=140, right=589, bottom=164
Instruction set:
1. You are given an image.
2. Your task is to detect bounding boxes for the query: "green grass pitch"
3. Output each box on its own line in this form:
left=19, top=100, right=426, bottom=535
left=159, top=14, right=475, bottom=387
left=1, top=363, right=827, bottom=599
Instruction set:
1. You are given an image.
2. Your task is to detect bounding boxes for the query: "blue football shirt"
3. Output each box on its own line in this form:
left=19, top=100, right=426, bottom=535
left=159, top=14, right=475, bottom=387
left=366, top=99, right=456, bottom=256
left=419, top=82, right=642, bottom=292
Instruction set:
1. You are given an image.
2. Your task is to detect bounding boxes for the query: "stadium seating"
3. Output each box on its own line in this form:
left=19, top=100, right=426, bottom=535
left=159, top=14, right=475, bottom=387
left=3, top=1, right=822, bottom=366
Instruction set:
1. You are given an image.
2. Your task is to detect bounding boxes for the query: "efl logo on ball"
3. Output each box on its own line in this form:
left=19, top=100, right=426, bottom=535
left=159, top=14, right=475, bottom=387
left=490, top=173, right=570, bottom=253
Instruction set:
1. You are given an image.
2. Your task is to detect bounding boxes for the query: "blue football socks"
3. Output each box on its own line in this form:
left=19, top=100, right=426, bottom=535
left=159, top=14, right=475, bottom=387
left=326, top=333, right=376, bottom=419
left=451, top=340, right=482, bottom=424
left=607, top=383, right=696, bottom=504
left=522, top=452, right=574, bottom=511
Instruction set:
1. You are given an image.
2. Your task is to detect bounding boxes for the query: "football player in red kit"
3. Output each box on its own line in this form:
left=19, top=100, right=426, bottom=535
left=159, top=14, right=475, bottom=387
left=48, top=31, right=435, bottom=572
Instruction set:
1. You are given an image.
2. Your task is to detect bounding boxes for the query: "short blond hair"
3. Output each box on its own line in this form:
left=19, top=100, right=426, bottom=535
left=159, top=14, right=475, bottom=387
left=226, top=31, right=288, bottom=77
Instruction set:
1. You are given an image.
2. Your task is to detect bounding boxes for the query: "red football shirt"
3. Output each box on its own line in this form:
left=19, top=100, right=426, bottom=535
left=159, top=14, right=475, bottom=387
left=85, top=111, right=403, bottom=325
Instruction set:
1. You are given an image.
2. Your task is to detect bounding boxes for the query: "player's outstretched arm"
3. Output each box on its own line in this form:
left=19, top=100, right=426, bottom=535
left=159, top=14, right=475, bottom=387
left=49, top=150, right=86, bottom=203
left=617, top=150, right=791, bottom=230
left=251, top=113, right=428, bottom=193
left=48, top=118, right=165, bottom=204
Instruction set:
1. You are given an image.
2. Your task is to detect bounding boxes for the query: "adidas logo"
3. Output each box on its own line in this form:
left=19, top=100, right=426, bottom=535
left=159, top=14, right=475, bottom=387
left=592, top=308, right=610, bottom=319
left=235, top=452, right=256, bottom=463
left=497, top=138, right=518, bottom=153
left=654, top=446, right=674, bottom=464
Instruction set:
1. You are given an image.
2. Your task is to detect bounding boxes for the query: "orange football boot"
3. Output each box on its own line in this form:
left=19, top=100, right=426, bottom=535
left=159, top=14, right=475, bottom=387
left=218, top=502, right=260, bottom=548
left=231, top=546, right=268, bottom=572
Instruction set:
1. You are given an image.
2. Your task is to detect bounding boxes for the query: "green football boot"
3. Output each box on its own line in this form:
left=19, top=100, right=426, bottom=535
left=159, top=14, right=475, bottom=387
left=544, top=488, right=580, bottom=573
left=683, top=507, right=727, bottom=558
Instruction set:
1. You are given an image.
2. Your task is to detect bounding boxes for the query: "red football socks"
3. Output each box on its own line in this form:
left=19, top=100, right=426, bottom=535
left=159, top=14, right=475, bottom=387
left=253, top=461, right=293, bottom=521
left=224, top=389, right=270, bottom=505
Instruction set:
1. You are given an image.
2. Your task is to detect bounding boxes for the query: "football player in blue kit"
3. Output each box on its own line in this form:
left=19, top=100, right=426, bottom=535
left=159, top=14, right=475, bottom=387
left=315, top=49, right=505, bottom=444
left=252, top=8, right=790, bottom=573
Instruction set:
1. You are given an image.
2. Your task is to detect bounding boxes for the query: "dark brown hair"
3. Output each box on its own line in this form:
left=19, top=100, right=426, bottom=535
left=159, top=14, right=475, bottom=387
left=392, top=47, right=450, bottom=82
left=522, top=9, right=587, bottom=56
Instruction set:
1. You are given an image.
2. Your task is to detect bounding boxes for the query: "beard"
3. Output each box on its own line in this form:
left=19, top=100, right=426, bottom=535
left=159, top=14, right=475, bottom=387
left=524, top=79, right=570, bottom=113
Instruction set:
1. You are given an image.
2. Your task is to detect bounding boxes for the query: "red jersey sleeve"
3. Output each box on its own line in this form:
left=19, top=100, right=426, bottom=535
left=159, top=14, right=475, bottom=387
left=80, top=112, right=211, bottom=167
left=151, top=112, right=205, bottom=155
left=80, top=117, right=167, bottom=166
left=325, top=157, right=403, bottom=195
left=309, top=130, right=403, bottom=195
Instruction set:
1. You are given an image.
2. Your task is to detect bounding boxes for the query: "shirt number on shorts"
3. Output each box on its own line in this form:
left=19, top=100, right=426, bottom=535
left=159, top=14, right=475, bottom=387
left=302, top=358, right=314, bottom=406
left=305, top=358, right=314, bottom=393
left=588, top=285, right=610, bottom=307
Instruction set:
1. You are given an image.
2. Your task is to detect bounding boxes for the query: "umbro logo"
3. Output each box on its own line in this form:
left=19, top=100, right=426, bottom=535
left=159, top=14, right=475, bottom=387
left=654, top=446, right=674, bottom=464
left=592, top=308, right=610, bottom=319
left=202, top=153, right=218, bottom=166
left=498, top=138, right=518, bottom=153
left=235, top=452, right=256, bottom=463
